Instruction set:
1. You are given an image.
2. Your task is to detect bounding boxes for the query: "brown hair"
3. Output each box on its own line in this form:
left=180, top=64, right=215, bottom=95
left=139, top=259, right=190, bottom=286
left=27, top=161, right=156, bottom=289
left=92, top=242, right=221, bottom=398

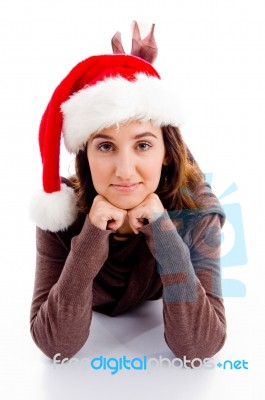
left=69, top=125, right=205, bottom=214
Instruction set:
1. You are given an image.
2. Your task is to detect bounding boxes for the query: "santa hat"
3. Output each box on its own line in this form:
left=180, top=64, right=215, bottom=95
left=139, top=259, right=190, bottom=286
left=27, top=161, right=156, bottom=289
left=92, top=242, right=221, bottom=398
left=30, top=54, right=182, bottom=232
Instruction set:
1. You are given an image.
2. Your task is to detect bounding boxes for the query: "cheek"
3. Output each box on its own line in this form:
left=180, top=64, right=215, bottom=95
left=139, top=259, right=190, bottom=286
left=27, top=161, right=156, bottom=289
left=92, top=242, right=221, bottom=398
left=142, top=157, right=163, bottom=180
left=89, top=158, right=114, bottom=194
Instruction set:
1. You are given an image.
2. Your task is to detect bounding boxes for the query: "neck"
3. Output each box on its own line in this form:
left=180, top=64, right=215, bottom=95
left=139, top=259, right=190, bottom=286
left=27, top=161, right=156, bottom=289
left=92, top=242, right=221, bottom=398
left=116, top=215, right=134, bottom=235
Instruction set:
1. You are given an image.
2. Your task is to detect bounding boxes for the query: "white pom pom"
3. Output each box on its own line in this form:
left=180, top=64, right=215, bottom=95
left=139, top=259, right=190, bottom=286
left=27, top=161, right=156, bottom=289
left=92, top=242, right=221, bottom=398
left=29, top=184, right=78, bottom=232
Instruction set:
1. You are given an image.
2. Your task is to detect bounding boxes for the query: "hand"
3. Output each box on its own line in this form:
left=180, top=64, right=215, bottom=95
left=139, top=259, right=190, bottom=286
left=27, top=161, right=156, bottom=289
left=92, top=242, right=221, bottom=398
left=128, top=193, right=165, bottom=234
left=89, top=195, right=127, bottom=231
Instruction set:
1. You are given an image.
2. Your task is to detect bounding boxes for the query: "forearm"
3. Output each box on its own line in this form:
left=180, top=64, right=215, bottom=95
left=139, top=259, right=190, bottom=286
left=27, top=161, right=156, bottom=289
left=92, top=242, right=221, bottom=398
left=162, top=285, right=226, bottom=360
left=30, top=284, right=93, bottom=360
left=30, top=217, right=112, bottom=360
left=140, top=212, right=226, bottom=360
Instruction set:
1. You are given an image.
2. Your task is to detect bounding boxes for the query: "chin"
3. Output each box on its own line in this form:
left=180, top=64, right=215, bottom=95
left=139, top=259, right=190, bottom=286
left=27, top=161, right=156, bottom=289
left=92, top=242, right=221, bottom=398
left=108, top=197, right=143, bottom=210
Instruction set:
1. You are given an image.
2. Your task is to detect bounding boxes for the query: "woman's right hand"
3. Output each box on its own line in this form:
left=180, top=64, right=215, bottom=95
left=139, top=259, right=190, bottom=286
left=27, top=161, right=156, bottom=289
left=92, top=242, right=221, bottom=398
left=88, top=195, right=127, bottom=231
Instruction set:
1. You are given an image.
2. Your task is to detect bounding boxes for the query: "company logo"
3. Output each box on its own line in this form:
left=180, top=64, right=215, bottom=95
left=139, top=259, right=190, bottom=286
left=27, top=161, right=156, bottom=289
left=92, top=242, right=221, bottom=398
left=53, top=354, right=249, bottom=374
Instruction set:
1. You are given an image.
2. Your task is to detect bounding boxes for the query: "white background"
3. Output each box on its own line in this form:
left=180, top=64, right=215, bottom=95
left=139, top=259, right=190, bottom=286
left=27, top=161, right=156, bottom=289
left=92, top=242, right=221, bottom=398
left=0, top=0, right=264, bottom=399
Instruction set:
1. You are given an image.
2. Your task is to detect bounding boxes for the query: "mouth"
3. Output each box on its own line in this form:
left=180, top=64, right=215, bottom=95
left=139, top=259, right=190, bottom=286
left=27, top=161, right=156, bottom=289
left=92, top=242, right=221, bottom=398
left=110, top=183, right=141, bottom=193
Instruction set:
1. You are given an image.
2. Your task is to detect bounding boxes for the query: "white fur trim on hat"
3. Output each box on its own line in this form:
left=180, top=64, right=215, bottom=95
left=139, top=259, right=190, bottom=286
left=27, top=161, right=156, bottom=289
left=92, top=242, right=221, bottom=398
left=29, top=184, right=78, bottom=232
left=61, top=73, right=183, bottom=154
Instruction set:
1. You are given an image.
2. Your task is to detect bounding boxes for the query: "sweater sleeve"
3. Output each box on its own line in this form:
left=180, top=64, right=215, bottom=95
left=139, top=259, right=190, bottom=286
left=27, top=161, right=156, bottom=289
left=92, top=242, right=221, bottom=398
left=140, top=212, right=227, bottom=361
left=30, top=216, right=112, bottom=360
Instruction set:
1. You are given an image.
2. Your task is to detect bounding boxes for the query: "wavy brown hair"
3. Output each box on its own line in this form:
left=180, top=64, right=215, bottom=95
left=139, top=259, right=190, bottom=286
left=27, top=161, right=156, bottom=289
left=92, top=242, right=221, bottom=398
left=68, top=125, right=205, bottom=214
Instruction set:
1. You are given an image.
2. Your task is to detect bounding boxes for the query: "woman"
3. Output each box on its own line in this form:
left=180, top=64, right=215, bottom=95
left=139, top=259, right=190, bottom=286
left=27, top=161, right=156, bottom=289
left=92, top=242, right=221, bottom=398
left=29, top=31, right=226, bottom=363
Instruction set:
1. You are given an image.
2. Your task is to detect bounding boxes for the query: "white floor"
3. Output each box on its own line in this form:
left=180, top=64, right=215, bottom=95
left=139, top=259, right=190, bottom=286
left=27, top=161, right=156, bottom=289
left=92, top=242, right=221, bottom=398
left=1, top=291, right=259, bottom=400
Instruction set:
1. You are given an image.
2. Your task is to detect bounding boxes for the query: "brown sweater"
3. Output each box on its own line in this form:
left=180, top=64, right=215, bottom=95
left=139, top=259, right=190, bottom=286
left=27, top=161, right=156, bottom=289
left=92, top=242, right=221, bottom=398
left=30, top=184, right=227, bottom=361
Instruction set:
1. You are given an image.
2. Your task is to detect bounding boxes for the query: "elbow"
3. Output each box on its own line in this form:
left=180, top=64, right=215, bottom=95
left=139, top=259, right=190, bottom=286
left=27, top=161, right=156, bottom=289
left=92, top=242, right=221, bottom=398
left=30, top=320, right=87, bottom=362
left=30, top=329, right=83, bottom=361
left=30, top=323, right=56, bottom=361
left=164, top=330, right=227, bottom=366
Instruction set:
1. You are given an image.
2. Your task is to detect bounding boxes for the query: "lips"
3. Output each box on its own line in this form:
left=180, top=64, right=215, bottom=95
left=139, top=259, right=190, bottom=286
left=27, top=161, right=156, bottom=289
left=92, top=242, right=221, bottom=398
left=110, top=183, right=141, bottom=192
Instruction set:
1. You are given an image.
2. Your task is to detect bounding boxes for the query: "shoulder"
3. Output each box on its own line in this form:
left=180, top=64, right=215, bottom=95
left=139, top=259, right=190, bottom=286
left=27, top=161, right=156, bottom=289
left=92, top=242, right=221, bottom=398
left=169, top=181, right=225, bottom=237
left=194, top=181, right=226, bottom=226
left=36, top=211, right=87, bottom=250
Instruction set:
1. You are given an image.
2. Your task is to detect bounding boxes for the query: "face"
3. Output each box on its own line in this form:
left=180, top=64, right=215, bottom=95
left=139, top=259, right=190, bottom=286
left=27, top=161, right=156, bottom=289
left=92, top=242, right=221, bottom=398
left=87, top=120, right=167, bottom=210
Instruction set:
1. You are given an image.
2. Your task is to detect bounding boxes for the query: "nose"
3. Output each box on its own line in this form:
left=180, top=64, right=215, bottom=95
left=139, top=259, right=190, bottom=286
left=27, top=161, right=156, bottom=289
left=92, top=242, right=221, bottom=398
left=114, top=151, right=136, bottom=180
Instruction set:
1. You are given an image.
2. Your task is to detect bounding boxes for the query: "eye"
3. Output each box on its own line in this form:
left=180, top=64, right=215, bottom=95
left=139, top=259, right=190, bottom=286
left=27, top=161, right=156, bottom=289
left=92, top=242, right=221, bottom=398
left=98, top=142, right=114, bottom=152
left=136, top=142, right=152, bottom=151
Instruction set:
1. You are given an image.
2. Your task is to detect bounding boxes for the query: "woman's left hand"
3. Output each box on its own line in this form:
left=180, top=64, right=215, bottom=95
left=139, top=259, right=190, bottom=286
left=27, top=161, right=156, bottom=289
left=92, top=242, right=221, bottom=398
left=127, top=193, right=165, bottom=234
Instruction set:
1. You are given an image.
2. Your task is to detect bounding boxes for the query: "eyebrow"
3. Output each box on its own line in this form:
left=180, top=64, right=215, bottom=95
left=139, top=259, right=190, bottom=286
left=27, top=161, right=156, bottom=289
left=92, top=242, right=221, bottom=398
left=91, top=132, right=158, bottom=141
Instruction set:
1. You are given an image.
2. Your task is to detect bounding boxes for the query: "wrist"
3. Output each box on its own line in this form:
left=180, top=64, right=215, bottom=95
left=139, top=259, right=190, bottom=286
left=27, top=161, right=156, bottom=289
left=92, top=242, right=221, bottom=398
left=148, top=208, right=167, bottom=223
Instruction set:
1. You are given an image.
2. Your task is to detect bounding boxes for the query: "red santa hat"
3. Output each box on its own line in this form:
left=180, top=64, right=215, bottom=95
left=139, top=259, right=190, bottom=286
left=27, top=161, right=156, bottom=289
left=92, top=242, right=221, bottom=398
left=30, top=54, right=182, bottom=232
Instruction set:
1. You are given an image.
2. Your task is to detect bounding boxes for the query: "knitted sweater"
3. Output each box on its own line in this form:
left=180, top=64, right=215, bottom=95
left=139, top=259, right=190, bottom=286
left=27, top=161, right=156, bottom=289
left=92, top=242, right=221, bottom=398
left=30, top=183, right=227, bottom=361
